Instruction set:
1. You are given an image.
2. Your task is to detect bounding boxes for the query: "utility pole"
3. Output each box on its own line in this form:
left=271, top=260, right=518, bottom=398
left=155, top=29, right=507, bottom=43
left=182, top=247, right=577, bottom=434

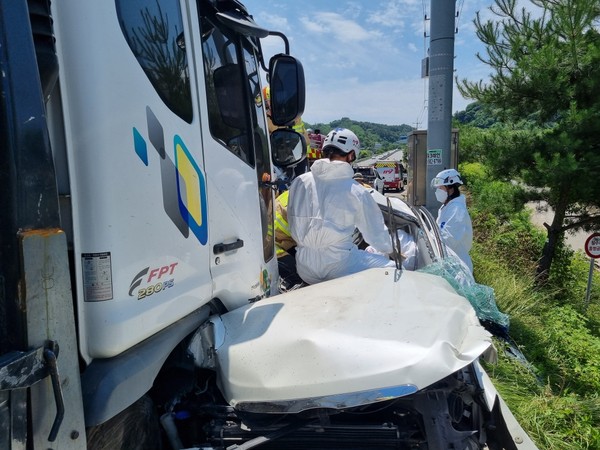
left=426, top=0, right=456, bottom=214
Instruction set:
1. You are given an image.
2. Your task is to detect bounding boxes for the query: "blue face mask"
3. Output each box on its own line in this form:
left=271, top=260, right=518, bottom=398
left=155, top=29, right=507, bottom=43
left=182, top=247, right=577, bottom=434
left=435, top=188, right=448, bottom=203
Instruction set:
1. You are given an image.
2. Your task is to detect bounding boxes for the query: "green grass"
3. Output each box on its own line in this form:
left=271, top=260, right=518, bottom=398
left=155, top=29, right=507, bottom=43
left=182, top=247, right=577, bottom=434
left=468, top=179, right=600, bottom=449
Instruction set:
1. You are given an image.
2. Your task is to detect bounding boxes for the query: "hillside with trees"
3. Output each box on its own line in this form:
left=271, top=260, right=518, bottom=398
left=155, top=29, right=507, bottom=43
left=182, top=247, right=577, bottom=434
left=305, top=117, right=413, bottom=155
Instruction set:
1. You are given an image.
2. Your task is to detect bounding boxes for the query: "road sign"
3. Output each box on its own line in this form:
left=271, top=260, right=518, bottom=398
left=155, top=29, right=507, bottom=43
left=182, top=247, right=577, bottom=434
left=584, top=233, right=600, bottom=258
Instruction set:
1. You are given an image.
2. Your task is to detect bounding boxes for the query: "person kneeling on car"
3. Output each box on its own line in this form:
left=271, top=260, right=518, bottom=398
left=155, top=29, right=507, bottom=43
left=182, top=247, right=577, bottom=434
left=288, top=128, right=396, bottom=284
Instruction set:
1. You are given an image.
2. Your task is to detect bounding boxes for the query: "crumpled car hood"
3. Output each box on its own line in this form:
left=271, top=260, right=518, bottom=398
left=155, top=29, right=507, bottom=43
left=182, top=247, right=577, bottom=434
left=214, top=268, right=491, bottom=412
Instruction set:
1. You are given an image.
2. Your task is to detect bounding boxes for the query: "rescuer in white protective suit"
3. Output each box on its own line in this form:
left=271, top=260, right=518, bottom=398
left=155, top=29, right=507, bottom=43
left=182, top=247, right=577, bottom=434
left=431, top=168, right=474, bottom=273
left=287, top=128, right=395, bottom=285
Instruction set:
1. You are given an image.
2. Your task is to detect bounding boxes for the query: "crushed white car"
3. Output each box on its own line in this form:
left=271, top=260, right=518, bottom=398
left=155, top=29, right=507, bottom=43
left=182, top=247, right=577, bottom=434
left=176, top=193, right=538, bottom=450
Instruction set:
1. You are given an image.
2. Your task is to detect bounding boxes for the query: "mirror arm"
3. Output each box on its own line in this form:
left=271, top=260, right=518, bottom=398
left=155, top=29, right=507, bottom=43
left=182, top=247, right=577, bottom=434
left=267, top=31, right=290, bottom=55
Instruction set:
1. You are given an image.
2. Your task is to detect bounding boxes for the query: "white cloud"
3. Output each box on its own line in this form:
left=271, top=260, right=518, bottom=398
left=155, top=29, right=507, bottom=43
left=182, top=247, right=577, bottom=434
left=262, top=14, right=289, bottom=31
left=300, top=12, right=379, bottom=43
left=346, top=1, right=363, bottom=20
left=300, top=17, right=322, bottom=34
left=368, top=0, right=408, bottom=28
left=251, top=11, right=290, bottom=32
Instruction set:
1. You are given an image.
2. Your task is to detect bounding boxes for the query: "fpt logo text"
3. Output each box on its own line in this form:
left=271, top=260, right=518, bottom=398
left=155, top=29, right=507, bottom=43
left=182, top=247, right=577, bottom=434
left=129, top=263, right=178, bottom=300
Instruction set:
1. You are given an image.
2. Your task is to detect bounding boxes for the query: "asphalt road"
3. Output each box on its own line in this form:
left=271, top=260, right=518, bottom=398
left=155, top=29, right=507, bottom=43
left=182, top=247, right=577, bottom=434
left=526, top=201, right=589, bottom=253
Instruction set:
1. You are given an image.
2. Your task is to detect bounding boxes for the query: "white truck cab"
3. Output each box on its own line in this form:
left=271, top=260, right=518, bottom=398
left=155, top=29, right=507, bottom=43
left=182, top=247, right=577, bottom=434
left=52, top=0, right=300, bottom=361
left=0, top=1, right=538, bottom=449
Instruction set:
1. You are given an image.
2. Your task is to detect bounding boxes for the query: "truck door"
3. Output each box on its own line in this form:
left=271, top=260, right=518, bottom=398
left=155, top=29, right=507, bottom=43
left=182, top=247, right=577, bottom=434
left=187, top=4, right=277, bottom=309
left=50, top=0, right=219, bottom=360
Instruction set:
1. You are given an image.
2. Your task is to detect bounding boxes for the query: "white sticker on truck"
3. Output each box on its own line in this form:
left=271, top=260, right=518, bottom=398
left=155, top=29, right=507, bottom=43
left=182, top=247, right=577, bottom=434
left=82, top=252, right=114, bottom=302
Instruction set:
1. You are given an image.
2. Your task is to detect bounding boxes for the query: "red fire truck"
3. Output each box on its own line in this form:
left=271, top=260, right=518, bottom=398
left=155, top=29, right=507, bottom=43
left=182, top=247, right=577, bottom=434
left=374, top=160, right=406, bottom=192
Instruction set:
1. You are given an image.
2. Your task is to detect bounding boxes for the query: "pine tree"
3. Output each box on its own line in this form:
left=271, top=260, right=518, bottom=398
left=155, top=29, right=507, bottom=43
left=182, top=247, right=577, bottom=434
left=458, top=0, right=600, bottom=282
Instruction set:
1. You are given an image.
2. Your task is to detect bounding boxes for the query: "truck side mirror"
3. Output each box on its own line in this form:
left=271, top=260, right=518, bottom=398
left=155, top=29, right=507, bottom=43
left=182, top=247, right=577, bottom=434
left=271, top=129, right=306, bottom=167
left=268, top=54, right=305, bottom=127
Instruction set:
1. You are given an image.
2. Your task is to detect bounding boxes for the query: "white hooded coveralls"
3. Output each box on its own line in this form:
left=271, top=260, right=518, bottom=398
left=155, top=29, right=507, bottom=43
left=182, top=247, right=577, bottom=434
left=288, top=159, right=394, bottom=285
left=437, top=195, right=473, bottom=273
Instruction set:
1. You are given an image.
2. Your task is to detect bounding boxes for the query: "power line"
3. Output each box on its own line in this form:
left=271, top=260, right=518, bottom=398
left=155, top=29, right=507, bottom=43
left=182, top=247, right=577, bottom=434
left=455, top=0, right=466, bottom=33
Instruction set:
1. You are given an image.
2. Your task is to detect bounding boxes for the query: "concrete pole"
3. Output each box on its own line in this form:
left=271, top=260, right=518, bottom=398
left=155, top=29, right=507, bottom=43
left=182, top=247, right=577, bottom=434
left=426, top=0, right=456, bottom=215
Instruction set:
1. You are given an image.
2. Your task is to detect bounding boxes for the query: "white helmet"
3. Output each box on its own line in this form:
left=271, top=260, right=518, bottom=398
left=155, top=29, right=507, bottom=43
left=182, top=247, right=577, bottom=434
left=431, top=168, right=463, bottom=188
left=322, top=128, right=360, bottom=156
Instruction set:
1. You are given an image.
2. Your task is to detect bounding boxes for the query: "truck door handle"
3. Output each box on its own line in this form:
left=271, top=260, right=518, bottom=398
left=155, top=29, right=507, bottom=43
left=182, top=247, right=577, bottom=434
left=213, top=239, right=244, bottom=255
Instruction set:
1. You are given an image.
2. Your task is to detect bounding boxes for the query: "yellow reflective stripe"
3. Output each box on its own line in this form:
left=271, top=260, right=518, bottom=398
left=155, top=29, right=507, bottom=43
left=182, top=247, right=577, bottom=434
left=278, top=190, right=289, bottom=207
left=292, top=122, right=305, bottom=134
left=307, top=148, right=322, bottom=159
left=274, top=213, right=290, bottom=235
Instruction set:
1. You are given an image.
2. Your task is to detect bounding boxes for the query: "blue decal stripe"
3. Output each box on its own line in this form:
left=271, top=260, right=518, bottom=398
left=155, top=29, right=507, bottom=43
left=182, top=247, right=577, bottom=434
left=133, top=127, right=148, bottom=166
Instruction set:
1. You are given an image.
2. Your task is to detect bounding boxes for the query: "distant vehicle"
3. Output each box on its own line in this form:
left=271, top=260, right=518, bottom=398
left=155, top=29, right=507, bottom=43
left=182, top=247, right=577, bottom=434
left=374, top=160, right=405, bottom=192
left=354, top=166, right=384, bottom=193
left=307, top=130, right=325, bottom=161
left=354, top=166, right=376, bottom=184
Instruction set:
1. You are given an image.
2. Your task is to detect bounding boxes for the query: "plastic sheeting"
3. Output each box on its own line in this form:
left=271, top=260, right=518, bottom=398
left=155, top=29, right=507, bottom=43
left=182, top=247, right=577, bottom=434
left=418, top=249, right=510, bottom=330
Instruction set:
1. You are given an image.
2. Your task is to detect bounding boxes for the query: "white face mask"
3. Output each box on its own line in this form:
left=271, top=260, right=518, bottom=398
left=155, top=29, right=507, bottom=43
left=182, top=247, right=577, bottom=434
left=435, top=188, right=448, bottom=203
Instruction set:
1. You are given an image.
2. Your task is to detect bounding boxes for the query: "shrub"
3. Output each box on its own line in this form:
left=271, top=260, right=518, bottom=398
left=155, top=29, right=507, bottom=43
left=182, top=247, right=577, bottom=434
left=542, top=306, right=600, bottom=395
left=472, top=180, right=526, bottom=220
left=472, top=208, right=545, bottom=273
left=459, top=161, right=488, bottom=187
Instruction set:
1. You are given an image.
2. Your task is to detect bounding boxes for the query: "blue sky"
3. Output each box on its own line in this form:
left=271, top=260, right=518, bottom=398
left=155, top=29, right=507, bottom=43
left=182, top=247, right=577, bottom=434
left=243, top=0, right=495, bottom=127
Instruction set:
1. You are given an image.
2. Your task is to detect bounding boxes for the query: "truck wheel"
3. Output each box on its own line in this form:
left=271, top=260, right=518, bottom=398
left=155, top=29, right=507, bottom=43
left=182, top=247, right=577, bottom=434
left=86, top=395, right=161, bottom=450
